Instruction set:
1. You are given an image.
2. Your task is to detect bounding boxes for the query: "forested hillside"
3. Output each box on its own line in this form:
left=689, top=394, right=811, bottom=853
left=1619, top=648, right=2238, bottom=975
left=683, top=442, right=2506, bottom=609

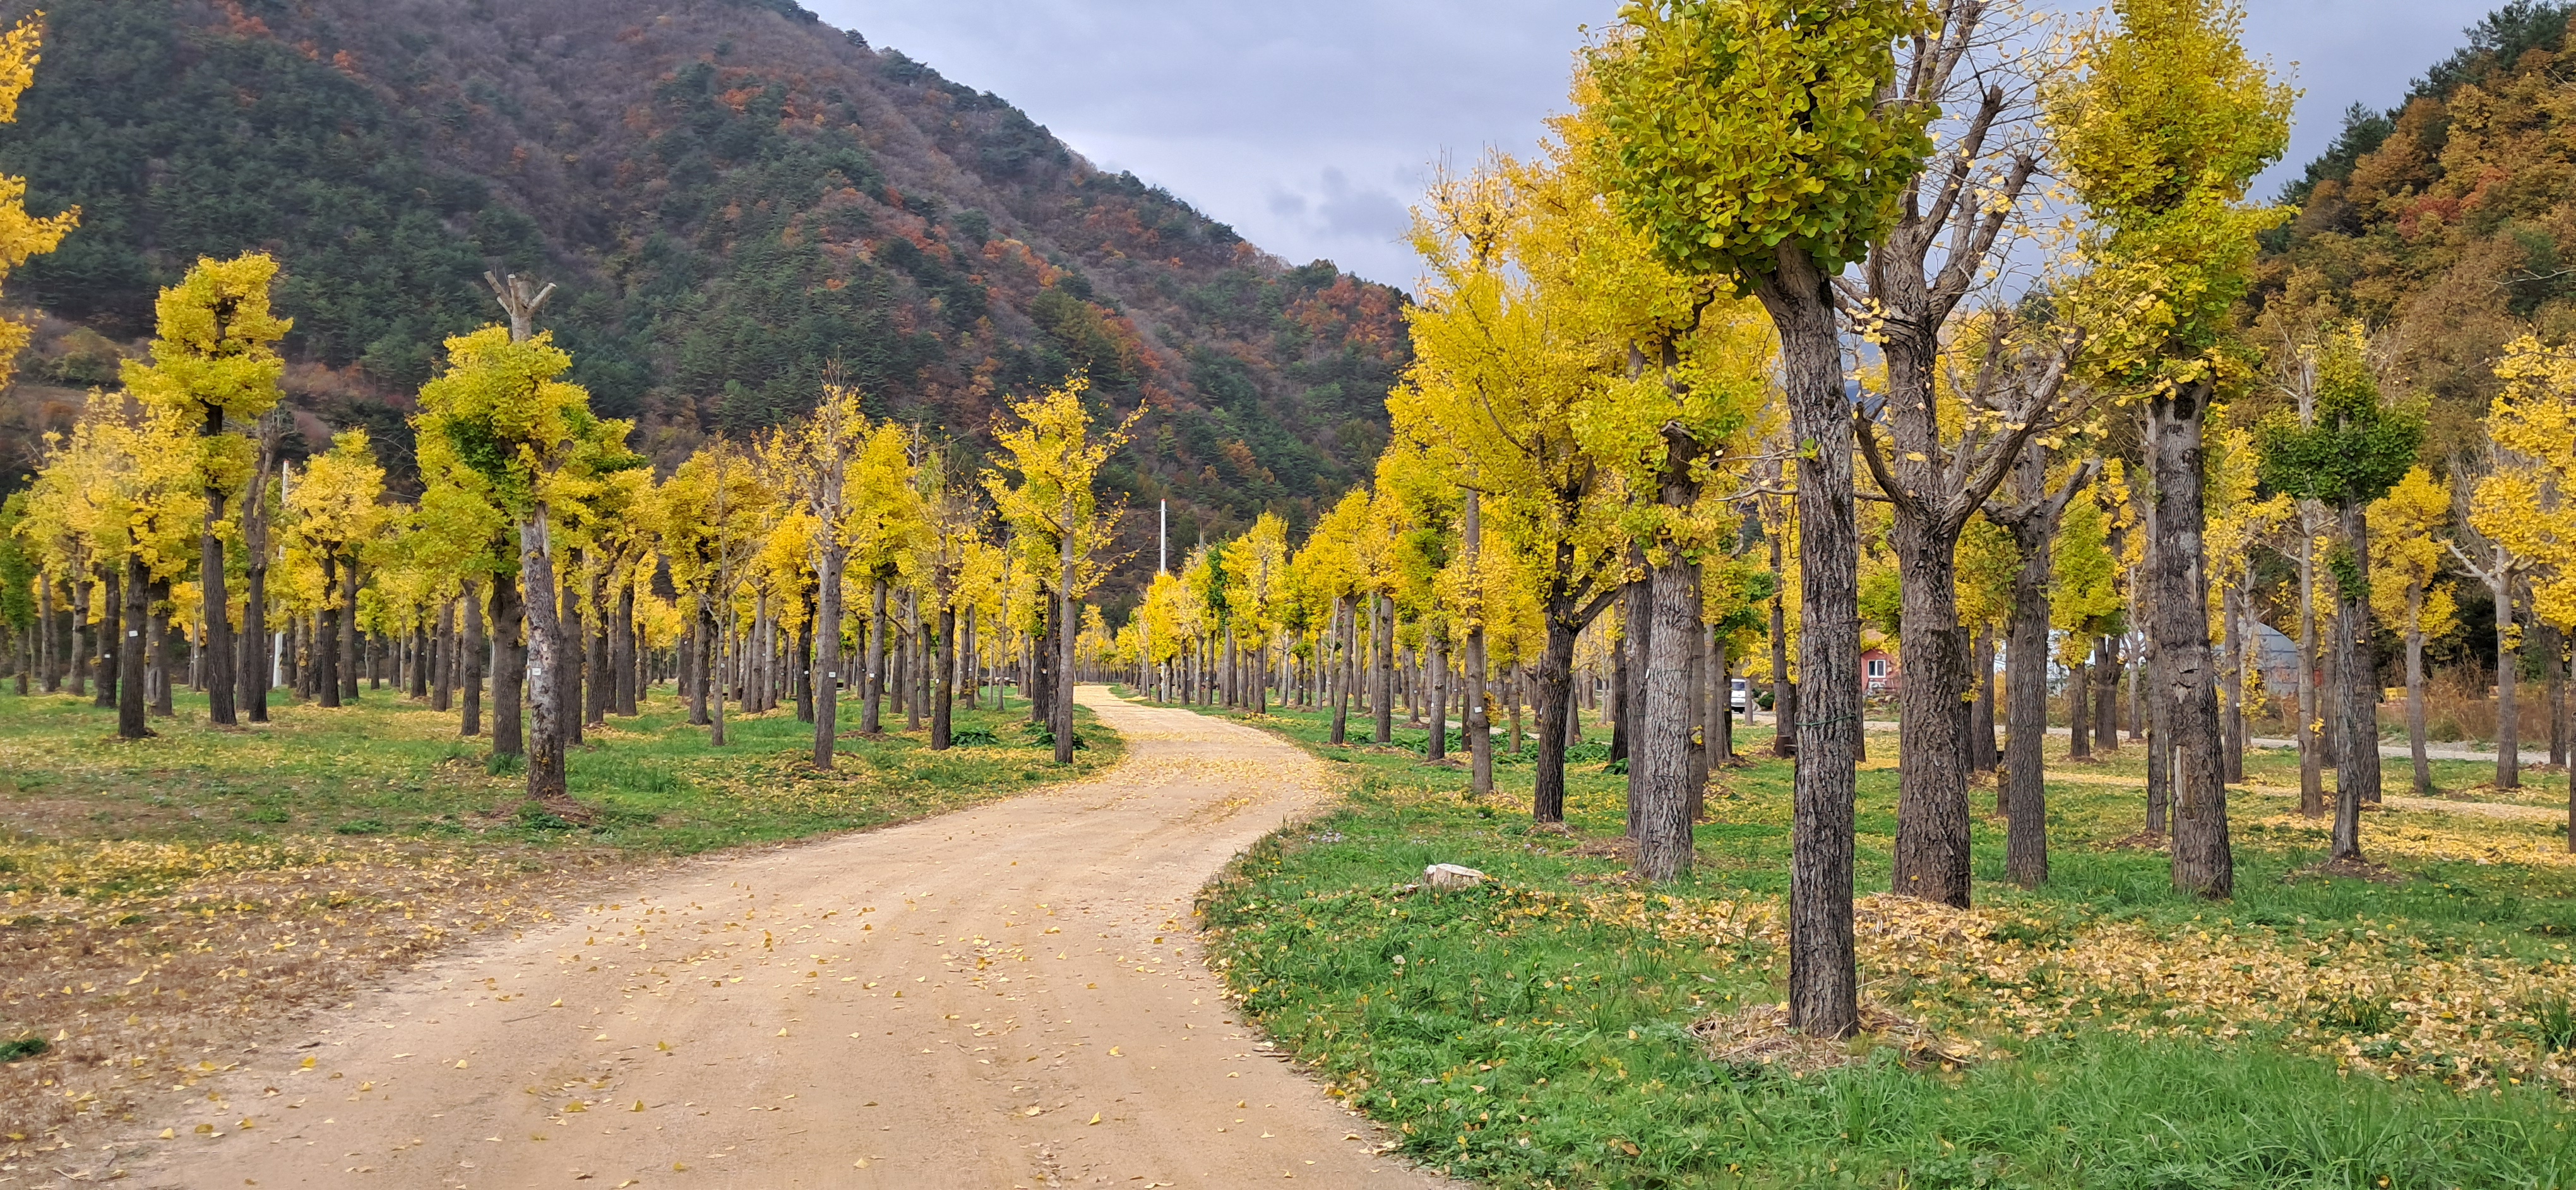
left=0, top=0, right=1406, bottom=606
left=2258, top=1, right=2576, bottom=456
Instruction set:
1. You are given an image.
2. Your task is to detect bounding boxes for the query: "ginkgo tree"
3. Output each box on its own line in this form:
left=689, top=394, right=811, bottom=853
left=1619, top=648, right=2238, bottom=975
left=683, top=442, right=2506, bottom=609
left=1589, top=0, right=1936, bottom=1038
left=2371, top=466, right=2459, bottom=797
left=415, top=325, right=640, bottom=814
left=122, top=253, right=290, bottom=728
left=984, top=378, right=1134, bottom=764
left=2048, top=0, right=2294, bottom=899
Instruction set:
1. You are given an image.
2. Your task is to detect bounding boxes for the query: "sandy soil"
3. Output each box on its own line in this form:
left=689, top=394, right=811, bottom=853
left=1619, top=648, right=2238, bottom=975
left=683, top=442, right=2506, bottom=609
left=85, top=688, right=1450, bottom=1189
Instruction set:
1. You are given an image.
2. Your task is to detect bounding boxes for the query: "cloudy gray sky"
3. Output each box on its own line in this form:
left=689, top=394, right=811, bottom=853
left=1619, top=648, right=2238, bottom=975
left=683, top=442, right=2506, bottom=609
left=808, top=1, right=2502, bottom=289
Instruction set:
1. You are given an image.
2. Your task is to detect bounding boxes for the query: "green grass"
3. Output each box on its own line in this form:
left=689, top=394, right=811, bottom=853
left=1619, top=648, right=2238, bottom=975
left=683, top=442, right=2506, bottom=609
left=0, top=683, right=1118, bottom=858
left=1174, top=694, right=2576, bottom=1189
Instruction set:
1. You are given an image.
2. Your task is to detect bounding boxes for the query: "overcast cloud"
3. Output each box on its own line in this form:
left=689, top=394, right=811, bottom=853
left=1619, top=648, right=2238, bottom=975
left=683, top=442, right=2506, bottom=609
left=810, top=1, right=2505, bottom=290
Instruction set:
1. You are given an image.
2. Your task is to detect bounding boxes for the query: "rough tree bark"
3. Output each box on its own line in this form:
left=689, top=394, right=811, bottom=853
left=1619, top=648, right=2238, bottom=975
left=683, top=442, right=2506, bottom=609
left=1634, top=430, right=1703, bottom=882
left=2329, top=499, right=2382, bottom=860
left=117, top=552, right=148, bottom=740
left=462, top=577, right=485, bottom=738
left=1758, top=246, right=1859, bottom=1038
left=2147, top=387, right=2233, bottom=898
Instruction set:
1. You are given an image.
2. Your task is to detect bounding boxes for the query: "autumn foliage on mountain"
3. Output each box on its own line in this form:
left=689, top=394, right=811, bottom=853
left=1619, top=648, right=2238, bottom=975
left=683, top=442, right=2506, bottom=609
left=2260, top=1, right=2576, bottom=455
left=0, top=0, right=1407, bottom=606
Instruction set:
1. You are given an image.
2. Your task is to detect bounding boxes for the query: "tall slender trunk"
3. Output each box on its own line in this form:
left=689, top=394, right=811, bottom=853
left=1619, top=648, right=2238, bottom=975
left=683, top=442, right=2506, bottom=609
left=2094, top=637, right=2120, bottom=752
left=1757, top=249, right=1860, bottom=1038
left=117, top=552, right=148, bottom=739
left=2298, top=511, right=2323, bottom=815
left=2330, top=498, right=2382, bottom=860
left=1634, top=524, right=1701, bottom=882
left=318, top=556, right=343, bottom=708
left=585, top=565, right=611, bottom=726
left=558, top=569, right=584, bottom=742
left=95, top=565, right=121, bottom=709
left=1711, top=632, right=1733, bottom=764
left=1464, top=490, right=1491, bottom=796
left=1532, top=580, right=1591, bottom=824
left=69, top=575, right=90, bottom=698
left=1685, top=600, right=1708, bottom=826
left=1328, top=596, right=1352, bottom=745
left=518, top=506, right=571, bottom=803
left=463, top=579, right=486, bottom=737
left=431, top=600, right=453, bottom=707
left=2221, top=582, right=2244, bottom=783
left=2544, top=621, right=2567, bottom=768
left=863, top=578, right=887, bottom=734
left=2496, top=575, right=2521, bottom=791
left=611, top=573, right=636, bottom=717
left=2069, top=656, right=2092, bottom=761
left=814, top=546, right=845, bottom=767
left=1999, top=451, right=2056, bottom=888
left=491, top=571, right=525, bottom=756
left=148, top=577, right=174, bottom=717
left=37, top=577, right=56, bottom=692
left=1426, top=630, right=1448, bottom=762
left=1374, top=593, right=1395, bottom=744
left=2147, top=387, right=2232, bottom=898
left=339, top=559, right=361, bottom=704
left=932, top=601, right=955, bottom=750
left=1969, top=630, right=1997, bottom=773
left=201, top=427, right=236, bottom=725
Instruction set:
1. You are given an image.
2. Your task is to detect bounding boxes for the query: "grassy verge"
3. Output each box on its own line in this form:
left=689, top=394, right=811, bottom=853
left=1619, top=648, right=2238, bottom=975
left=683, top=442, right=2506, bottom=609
left=0, top=684, right=1115, bottom=1157
left=1178, top=697, right=2576, bottom=1188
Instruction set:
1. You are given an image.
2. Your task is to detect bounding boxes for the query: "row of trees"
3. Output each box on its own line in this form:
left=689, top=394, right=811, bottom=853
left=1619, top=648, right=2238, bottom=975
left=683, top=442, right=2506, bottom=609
left=1091, top=0, right=2570, bottom=1043
left=6, top=251, right=1128, bottom=822
left=7, top=3, right=2576, bottom=1050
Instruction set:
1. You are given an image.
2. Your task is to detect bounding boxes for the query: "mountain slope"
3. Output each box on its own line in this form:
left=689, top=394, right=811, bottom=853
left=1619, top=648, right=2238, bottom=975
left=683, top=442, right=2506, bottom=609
left=2258, top=1, right=2576, bottom=458
left=0, top=0, right=1407, bottom=606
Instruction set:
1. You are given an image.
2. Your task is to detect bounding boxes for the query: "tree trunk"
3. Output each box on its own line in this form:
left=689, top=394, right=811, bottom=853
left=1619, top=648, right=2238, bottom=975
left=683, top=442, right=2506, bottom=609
left=1710, top=632, right=1733, bottom=765
left=932, top=602, right=955, bottom=750
left=611, top=574, right=636, bottom=717
left=340, top=559, right=361, bottom=704
left=492, top=572, right=525, bottom=757
left=814, top=546, right=845, bottom=767
left=1329, top=597, right=1352, bottom=745
left=2544, top=621, right=2567, bottom=768
left=1427, top=630, right=1448, bottom=762
left=117, top=552, right=148, bottom=740
left=463, top=579, right=486, bottom=737
left=2147, top=388, right=2233, bottom=898
left=864, top=578, right=887, bottom=734
left=1532, top=593, right=1582, bottom=824
left=2298, top=511, right=2323, bottom=815
left=1374, top=593, right=1395, bottom=743
left=1968, top=629, right=1997, bottom=774
left=1634, top=481, right=1702, bottom=882
left=1756, top=248, right=1859, bottom=1039
left=586, top=567, right=611, bottom=726
left=1890, top=498, right=1974, bottom=904
left=2094, top=636, right=2120, bottom=752
left=1464, top=490, right=1491, bottom=797
left=94, top=565, right=122, bottom=710
left=2000, top=477, right=2054, bottom=889
left=317, top=557, right=342, bottom=708
left=2496, top=575, right=2521, bottom=791
left=202, top=450, right=236, bottom=725
left=558, top=570, right=584, bottom=742
left=2221, top=583, right=2244, bottom=783
left=1686, top=608, right=1708, bottom=826
left=2329, top=499, right=2381, bottom=860
left=2068, top=656, right=2091, bottom=762
left=148, top=577, right=174, bottom=718
left=518, top=507, right=572, bottom=805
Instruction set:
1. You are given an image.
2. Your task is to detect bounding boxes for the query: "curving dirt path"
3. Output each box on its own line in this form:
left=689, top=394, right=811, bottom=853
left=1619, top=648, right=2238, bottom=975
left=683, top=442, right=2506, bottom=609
left=104, top=688, right=1448, bottom=1189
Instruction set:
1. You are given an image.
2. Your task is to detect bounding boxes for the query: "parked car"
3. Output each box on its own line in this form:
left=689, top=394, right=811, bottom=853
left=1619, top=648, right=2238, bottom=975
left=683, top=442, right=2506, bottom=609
left=1730, top=677, right=1750, bottom=712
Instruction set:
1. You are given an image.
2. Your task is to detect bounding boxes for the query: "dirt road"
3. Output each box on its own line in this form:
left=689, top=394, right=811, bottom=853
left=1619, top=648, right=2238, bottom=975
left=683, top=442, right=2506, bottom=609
left=104, top=688, right=1446, bottom=1189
